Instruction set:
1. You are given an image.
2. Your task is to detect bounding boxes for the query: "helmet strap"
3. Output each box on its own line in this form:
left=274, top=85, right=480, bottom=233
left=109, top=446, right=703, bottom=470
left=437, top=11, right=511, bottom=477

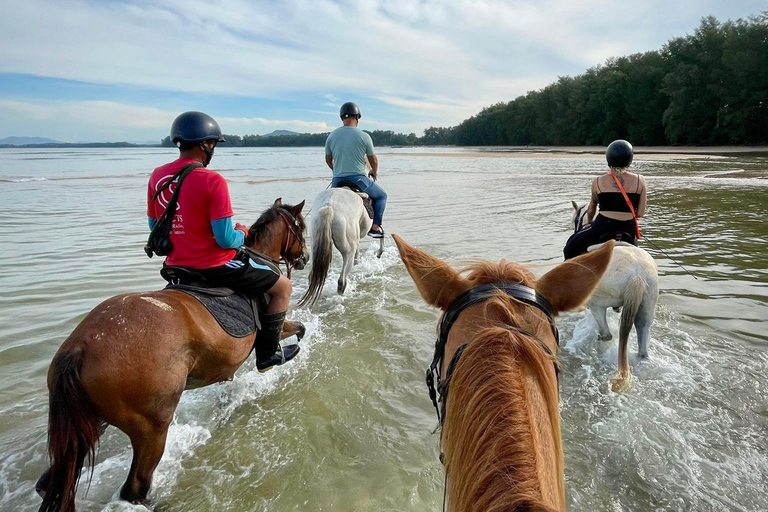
left=200, top=142, right=214, bottom=167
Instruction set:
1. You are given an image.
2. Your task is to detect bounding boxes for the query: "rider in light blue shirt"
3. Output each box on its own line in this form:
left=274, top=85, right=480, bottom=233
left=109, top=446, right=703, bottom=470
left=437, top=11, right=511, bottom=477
left=325, top=102, right=387, bottom=238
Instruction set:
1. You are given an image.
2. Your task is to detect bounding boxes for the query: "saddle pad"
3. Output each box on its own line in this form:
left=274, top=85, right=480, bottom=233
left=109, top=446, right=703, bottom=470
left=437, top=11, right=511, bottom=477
left=166, top=285, right=260, bottom=337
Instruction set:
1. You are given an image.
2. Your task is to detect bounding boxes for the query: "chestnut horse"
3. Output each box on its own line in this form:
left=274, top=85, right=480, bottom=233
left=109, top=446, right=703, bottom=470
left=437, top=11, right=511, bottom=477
left=394, top=235, right=613, bottom=512
left=37, top=199, right=308, bottom=512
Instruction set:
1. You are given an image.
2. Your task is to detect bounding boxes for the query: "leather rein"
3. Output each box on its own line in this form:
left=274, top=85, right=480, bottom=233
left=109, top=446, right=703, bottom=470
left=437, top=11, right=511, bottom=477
left=426, top=283, right=560, bottom=428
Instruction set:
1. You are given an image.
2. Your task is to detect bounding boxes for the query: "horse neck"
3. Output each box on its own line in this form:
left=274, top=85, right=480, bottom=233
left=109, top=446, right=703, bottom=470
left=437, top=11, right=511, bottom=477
left=247, top=222, right=285, bottom=262
left=441, top=314, right=564, bottom=512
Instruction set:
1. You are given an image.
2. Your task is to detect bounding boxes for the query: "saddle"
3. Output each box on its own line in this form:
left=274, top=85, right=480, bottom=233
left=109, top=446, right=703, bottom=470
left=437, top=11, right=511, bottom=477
left=334, top=180, right=375, bottom=220
left=587, top=231, right=635, bottom=253
left=160, top=266, right=266, bottom=338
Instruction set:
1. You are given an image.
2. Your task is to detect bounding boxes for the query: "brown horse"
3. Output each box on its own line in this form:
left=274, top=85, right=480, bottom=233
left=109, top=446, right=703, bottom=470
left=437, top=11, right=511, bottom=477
left=37, top=198, right=308, bottom=512
left=393, top=235, right=613, bottom=512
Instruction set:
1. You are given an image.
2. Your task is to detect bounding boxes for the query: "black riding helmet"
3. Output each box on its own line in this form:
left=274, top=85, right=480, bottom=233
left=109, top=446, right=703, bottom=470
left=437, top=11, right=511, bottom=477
left=340, top=102, right=361, bottom=119
left=170, top=111, right=226, bottom=145
left=606, top=139, right=633, bottom=168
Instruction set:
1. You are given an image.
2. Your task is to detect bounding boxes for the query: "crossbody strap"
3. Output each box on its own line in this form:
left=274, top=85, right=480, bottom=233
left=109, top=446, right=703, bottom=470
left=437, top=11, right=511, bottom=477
left=609, top=173, right=641, bottom=239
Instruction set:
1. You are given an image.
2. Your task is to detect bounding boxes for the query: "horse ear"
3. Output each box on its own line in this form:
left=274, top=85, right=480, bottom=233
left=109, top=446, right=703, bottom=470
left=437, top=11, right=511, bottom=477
left=273, top=198, right=283, bottom=207
left=571, top=200, right=579, bottom=210
left=393, top=234, right=470, bottom=311
left=292, top=200, right=306, bottom=215
left=535, top=241, right=614, bottom=314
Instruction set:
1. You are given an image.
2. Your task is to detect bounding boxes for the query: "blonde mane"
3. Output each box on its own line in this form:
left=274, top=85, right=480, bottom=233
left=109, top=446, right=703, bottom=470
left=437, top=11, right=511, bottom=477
left=441, top=261, right=563, bottom=512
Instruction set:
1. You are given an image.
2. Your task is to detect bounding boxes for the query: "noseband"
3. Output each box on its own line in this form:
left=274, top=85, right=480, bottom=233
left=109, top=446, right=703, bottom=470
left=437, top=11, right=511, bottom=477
left=426, top=283, right=560, bottom=427
left=275, top=208, right=307, bottom=278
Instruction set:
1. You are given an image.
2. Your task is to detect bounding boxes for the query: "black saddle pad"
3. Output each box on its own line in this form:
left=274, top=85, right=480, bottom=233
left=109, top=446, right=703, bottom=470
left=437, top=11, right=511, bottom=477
left=165, top=284, right=264, bottom=338
left=335, top=181, right=374, bottom=220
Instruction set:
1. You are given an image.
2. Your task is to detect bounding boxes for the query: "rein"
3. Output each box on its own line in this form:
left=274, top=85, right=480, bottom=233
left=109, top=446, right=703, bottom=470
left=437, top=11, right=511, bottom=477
left=426, top=283, right=559, bottom=428
left=244, top=207, right=306, bottom=278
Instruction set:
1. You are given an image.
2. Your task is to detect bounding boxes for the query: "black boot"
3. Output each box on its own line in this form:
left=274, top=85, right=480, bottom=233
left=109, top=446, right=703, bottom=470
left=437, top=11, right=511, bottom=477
left=255, top=312, right=301, bottom=373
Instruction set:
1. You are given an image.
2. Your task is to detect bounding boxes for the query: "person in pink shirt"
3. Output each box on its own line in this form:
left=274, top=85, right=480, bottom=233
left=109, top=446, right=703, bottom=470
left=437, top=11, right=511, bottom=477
left=147, top=111, right=299, bottom=372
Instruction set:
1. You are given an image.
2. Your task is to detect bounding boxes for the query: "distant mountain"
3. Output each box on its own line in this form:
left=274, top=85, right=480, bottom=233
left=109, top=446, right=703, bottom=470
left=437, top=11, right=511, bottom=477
left=0, top=136, right=62, bottom=145
left=264, top=130, right=299, bottom=137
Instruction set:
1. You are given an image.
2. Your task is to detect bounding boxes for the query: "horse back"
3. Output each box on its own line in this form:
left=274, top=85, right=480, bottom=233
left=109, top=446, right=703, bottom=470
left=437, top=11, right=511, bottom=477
left=57, top=290, right=254, bottom=418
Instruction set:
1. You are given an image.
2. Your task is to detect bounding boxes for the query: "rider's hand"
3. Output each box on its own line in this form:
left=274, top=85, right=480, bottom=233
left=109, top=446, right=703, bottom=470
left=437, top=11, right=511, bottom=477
left=235, top=223, right=249, bottom=236
left=368, top=171, right=377, bottom=181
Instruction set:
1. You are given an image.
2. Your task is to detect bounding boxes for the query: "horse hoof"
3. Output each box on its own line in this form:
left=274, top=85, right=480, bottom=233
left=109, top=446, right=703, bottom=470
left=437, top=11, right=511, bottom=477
left=610, top=373, right=632, bottom=393
left=599, top=334, right=613, bottom=341
left=295, top=323, right=306, bottom=341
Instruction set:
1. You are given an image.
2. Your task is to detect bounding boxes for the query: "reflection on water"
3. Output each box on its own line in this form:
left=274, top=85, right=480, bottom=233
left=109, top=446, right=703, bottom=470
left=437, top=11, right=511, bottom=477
left=0, top=147, right=766, bottom=511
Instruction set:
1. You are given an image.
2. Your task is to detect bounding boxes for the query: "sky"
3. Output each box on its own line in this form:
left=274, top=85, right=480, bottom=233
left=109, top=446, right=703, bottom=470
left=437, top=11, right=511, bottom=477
left=0, top=0, right=764, bottom=143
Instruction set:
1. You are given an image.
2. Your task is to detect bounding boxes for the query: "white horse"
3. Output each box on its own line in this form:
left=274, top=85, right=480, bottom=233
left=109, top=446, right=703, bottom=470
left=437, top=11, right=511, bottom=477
left=298, top=187, right=384, bottom=306
left=570, top=201, right=659, bottom=392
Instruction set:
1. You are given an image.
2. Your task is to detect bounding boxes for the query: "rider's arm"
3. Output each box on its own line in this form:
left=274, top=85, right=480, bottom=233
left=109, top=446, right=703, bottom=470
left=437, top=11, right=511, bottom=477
left=636, top=175, right=647, bottom=218
left=148, top=217, right=157, bottom=230
left=587, top=179, right=599, bottom=222
left=325, top=154, right=334, bottom=170
left=367, top=154, right=378, bottom=180
left=211, top=217, right=245, bottom=249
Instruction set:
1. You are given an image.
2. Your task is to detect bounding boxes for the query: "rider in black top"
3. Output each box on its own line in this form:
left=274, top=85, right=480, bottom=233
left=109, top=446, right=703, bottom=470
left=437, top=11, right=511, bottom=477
left=564, top=140, right=647, bottom=260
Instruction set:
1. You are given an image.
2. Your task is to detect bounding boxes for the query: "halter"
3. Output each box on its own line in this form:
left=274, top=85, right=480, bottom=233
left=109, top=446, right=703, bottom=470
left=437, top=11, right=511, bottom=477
left=426, top=283, right=560, bottom=427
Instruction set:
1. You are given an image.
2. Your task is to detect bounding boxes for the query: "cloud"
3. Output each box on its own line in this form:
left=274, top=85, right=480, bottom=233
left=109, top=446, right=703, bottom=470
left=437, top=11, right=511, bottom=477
left=0, top=99, right=332, bottom=141
left=1, top=0, right=764, bottom=139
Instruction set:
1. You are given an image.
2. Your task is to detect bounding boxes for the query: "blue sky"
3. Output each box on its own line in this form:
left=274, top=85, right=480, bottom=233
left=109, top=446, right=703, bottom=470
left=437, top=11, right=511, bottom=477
left=1, top=0, right=764, bottom=143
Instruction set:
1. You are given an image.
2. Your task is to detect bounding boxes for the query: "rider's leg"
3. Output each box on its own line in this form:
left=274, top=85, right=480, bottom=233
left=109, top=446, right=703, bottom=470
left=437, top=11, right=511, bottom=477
left=257, top=275, right=300, bottom=371
left=364, top=181, right=387, bottom=231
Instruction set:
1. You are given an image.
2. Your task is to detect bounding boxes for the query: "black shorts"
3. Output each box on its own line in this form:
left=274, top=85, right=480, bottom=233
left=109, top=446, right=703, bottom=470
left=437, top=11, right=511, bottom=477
left=196, top=250, right=281, bottom=299
left=563, top=215, right=636, bottom=260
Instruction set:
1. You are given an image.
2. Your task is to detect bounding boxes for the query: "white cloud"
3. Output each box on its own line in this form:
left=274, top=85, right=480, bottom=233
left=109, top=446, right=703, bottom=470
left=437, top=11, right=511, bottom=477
left=0, top=99, right=332, bottom=141
left=0, top=0, right=764, bottom=139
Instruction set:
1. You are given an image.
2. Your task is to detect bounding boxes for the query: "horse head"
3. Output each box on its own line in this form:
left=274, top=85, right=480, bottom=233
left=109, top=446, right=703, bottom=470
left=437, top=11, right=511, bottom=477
left=245, top=198, right=309, bottom=277
left=394, top=234, right=614, bottom=512
left=571, top=200, right=591, bottom=233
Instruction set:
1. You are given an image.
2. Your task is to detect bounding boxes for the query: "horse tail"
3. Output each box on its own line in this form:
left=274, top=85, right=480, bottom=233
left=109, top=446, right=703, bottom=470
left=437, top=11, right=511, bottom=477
left=612, top=276, right=647, bottom=392
left=298, top=205, right=334, bottom=307
left=39, top=349, right=100, bottom=512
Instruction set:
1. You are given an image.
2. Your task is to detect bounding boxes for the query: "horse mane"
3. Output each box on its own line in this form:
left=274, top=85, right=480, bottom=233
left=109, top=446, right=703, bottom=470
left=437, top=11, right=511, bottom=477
left=442, top=260, right=563, bottom=512
left=245, top=203, right=305, bottom=246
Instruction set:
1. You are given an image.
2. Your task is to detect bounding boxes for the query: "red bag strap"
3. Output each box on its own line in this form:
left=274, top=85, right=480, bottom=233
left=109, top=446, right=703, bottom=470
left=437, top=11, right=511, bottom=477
left=609, top=173, right=642, bottom=240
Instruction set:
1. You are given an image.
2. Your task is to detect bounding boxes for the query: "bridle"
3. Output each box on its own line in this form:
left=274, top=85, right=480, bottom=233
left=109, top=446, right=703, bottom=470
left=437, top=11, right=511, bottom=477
left=275, top=208, right=307, bottom=279
left=426, top=283, right=560, bottom=428
left=244, top=207, right=307, bottom=279
left=574, top=204, right=590, bottom=233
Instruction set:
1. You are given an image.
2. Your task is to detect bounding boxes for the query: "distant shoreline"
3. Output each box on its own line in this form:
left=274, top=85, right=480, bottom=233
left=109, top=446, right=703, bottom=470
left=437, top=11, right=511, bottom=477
left=1, top=144, right=767, bottom=156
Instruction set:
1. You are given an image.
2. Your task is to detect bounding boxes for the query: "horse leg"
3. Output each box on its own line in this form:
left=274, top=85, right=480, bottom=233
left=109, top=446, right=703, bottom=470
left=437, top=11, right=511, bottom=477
left=337, top=244, right=356, bottom=295
left=634, top=302, right=656, bottom=359
left=120, top=421, right=171, bottom=504
left=590, top=305, right=612, bottom=341
left=354, top=247, right=360, bottom=266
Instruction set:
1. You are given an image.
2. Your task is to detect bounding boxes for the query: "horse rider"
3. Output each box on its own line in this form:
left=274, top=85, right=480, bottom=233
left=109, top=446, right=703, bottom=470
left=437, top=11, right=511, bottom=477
left=325, top=102, right=387, bottom=238
left=147, top=111, right=300, bottom=371
left=563, top=139, right=647, bottom=260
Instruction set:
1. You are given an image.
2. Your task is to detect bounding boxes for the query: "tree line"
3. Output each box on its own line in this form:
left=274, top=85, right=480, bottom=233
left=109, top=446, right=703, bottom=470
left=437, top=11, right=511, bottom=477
left=160, top=14, right=766, bottom=148
left=450, top=14, right=768, bottom=146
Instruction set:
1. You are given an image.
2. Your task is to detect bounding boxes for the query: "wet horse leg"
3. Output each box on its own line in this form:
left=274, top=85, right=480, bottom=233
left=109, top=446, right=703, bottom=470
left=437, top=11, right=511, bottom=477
left=337, top=240, right=356, bottom=295
left=590, top=305, right=613, bottom=341
left=634, top=303, right=654, bottom=359
left=120, top=420, right=172, bottom=504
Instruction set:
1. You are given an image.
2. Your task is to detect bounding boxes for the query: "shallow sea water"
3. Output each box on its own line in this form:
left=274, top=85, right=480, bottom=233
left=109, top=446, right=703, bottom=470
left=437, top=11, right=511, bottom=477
left=0, top=147, right=766, bottom=511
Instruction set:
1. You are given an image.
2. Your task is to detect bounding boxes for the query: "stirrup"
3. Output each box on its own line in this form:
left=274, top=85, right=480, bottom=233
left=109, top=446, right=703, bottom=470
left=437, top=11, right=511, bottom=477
left=257, top=343, right=301, bottom=373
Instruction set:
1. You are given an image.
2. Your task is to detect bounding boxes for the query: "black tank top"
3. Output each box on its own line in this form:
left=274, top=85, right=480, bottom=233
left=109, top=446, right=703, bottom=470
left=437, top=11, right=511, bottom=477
left=597, top=192, right=640, bottom=213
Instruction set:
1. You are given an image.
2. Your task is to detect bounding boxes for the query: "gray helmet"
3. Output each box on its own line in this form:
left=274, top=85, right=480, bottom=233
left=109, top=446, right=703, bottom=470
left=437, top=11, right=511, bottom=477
left=170, top=111, right=226, bottom=144
left=606, top=139, right=633, bottom=168
left=340, top=102, right=361, bottom=119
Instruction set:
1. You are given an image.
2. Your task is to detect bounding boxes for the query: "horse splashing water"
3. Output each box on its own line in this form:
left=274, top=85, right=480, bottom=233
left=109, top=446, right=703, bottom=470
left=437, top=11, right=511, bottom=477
left=570, top=201, right=659, bottom=392
left=36, top=199, right=308, bottom=512
left=394, top=234, right=613, bottom=512
left=298, top=187, right=384, bottom=306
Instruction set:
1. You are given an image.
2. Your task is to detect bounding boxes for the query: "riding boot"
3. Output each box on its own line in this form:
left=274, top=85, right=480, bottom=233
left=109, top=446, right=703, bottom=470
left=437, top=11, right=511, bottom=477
left=255, top=312, right=301, bottom=373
